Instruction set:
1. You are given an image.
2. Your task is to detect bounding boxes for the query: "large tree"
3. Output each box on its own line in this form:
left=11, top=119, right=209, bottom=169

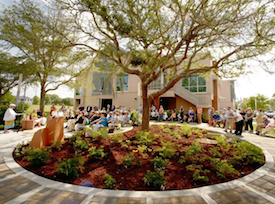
left=0, top=0, right=94, bottom=113
left=58, top=0, right=274, bottom=130
left=242, top=94, right=269, bottom=111
left=0, top=52, right=33, bottom=111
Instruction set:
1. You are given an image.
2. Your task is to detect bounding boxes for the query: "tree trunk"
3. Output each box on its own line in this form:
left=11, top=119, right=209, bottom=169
left=141, top=83, right=151, bottom=131
left=0, top=94, right=2, bottom=112
left=40, top=83, right=46, bottom=113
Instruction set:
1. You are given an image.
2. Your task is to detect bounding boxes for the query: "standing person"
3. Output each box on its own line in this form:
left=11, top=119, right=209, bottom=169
left=86, top=105, right=93, bottom=113
left=234, top=111, right=244, bottom=136
left=208, top=107, right=214, bottom=126
left=255, top=109, right=263, bottom=135
left=225, top=107, right=234, bottom=133
left=3, top=104, right=17, bottom=133
left=139, top=104, right=143, bottom=113
left=220, top=111, right=227, bottom=128
left=197, top=106, right=203, bottom=124
left=245, top=108, right=254, bottom=133
left=158, top=105, right=164, bottom=121
left=240, top=108, right=246, bottom=130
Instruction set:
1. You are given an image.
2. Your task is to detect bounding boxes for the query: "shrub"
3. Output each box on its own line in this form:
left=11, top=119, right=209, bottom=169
left=156, top=141, right=176, bottom=158
left=186, top=164, right=210, bottom=182
left=74, top=138, right=89, bottom=150
left=23, top=148, right=50, bottom=166
left=121, top=152, right=141, bottom=168
left=88, top=146, right=107, bottom=159
left=180, top=124, right=192, bottom=137
left=103, top=174, right=116, bottom=188
left=144, top=169, right=166, bottom=188
left=50, top=140, right=64, bottom=151
left=151, top=156, right=170, bottom=169
left=135, top=131, right=157, bottom=146
left=214, top=160, right=240, bottom=179
left=56, top=155, right=85, bottom=177
left=179, top=142, right=202, bottom=163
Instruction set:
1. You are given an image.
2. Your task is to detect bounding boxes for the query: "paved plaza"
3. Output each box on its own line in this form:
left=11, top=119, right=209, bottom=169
left=1, top=122, right=275, bottom=204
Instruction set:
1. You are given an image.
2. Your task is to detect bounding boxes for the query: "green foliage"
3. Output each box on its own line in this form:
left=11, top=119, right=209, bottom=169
left=130, top=110, right=142, bottom=126
left=73, top=137, right=89, bottom=150
left=14, top=141, right=30, bottom=157
left=86, top=128, right=109, bottom=141
left=17, top=102, right=30, bottom=112
left=164, top=128, right=171, bottom=133
left=186, top=164, right=210, bottom=182
left=33, top=96, right=40, bottom=105
left=156, top=141, right=176, bottom=158
left=232, top=141, right=265, bottom=165
left=23, top=148, right=50, bottom=166
left=61, top=97, right=73, bottom=106
left=214, top=160, right=240, bottom=179
left=144, top=169, right=166, bottom=188
left=110, top=133, right=123, bottom=143
left=88, top=146, right=107, bottom=159
left=213, top=136, right=231, bottom=153
left=56, top=155, right=85, bottom=177
left=180, top=124, right=192, bottom=137
left=50, top=140, right=64, bottom=151
left=1, top=91, right=15, bottom=104
left=103, top=174, right=116, bottom=189
left=135, top=131, right=157, bottom=146
left=151, top=156, right=170, bottom=169
left=45, top=94, right=52, bottom=105
left=121, top=152, right=141, bottom=168
left=179, top=142, right=202, bottom=163
left=137, top=145, right=151, bottom=159
left=242, top=94, right=269, bottom=111
left=209, top=147, right=221, bottom=157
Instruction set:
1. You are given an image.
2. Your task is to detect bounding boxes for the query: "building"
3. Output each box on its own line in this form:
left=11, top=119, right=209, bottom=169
left=74, top=59, right=235, bottom=114
left=19, top=96, right=33, bottom=105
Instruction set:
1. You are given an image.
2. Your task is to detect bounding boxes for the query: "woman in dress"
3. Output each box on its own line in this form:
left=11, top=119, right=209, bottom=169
left=3, top=104, right=17, bottom=133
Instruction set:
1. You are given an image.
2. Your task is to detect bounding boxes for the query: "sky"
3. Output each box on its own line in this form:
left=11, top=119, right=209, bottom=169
left=1, top=0, right=275, bottom=101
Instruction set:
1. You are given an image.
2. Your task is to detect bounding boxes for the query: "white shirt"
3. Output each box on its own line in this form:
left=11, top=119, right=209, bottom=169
left=3, top=108, right=16, bottom=121
left=234, top=112, right=243, bottom=122
left=226, top=109, right=234, bottom=119
left=57, top=111, right=64, bottom=117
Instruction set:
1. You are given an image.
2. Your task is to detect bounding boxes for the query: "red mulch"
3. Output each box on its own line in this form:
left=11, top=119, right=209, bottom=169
left=14, top=125, right=264, bottom=191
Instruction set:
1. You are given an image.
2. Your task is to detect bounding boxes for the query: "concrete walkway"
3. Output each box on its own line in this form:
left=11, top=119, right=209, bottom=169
left=0, top=123, right=275, bottom=204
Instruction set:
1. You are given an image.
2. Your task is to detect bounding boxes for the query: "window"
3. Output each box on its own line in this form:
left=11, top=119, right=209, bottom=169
left=117, top=74, right=129, bottom=91
left=92, top=73, right=112, bottom=95
left=182, top=75, right=206, bottom=93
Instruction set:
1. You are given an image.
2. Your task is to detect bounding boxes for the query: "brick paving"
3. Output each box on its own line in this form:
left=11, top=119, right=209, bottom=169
left=0, top=176, right=40, bottom=203
left=22, top=188, right=87, bottom=204
left=209, top=186, right=272, bottom=204
left=1, top=123, right=275, bottom=204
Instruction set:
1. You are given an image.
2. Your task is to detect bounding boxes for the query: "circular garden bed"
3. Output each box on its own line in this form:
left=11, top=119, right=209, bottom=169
left=13, top=124, right=265, bottom=191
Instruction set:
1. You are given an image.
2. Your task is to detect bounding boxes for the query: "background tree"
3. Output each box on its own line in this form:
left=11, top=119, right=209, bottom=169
left=58, top=0, right=275, bottom=130
left=45, top=94, right=52, bottom=105
left=242, top=94, right=269, bottom=111
left=33, top=96, right=40, bottom=105
left=0, top=0, right=94, bottom=113
left=61, top=97, right=73, bottom=106
left=48, top=94, right=62, bottom=105
left=0, top=51, right=34, bottom=111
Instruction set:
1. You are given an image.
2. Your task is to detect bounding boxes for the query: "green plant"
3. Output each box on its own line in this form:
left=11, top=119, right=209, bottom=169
left=86, top=128, right=109, bottom=141
left=156, top=141, right=176, bottom=158
left=209, top=147, right=221, bottom=157
left=179, top=142, right=202, bottom=163
left=110, top=133, right=123, bottom=143
left=74, top=138, right=89, bottom=150
left=88, top=146, right=107, bottom=159
left=135, top=131, right=157, bottom=146
left=186, top=164, right=210, bottom=182
left=151, top=156, right=170, bottom=169
left=214, top=160, right=240, bottom=179
left=50, top=140, right=64, bottom=151
left=137, top=145, right=151, bottom=159
left=130, top=110, right=142, bottom=125
left=144, top=169, right=166, bottom=188
left=121, top=152, right=141, bottom=168
left=213, top=136, right=231, bottom=152
left=164, top=128, right=171, bottom=133
left=232, top=141, right=265, bottom=165
left=103, top=173, right=116, bottom=188
left=180, top=124, right=192, bottom=137
left=56, top=155, right=85, bottom=177
left=23, top=148, right=50, bottom=166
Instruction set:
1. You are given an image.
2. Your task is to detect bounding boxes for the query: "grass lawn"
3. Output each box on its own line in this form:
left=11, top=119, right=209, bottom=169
left=26, top=105, right=73, bottom=115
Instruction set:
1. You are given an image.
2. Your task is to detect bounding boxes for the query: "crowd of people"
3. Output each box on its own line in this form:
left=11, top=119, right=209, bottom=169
left=3, top=102, right=275, bottom=136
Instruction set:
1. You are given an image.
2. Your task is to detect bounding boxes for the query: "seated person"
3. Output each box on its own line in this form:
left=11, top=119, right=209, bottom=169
left=69, top=112, right=84, bottom=132
left=188, top=110, right=195, bottom=123
left=168, top=110, right=177, bottom=121
left=263, top=116, right=275, bottom=135
left=92, top=113, right=109, bottom=131
left=57, top=108, right=64, bottom=117
left=30, top=109, right=42, bottom=127
left=65, top=106, right=74, bottom=120
left=118, top=111, right=130, bottom=126
left=36, top=109, right=47, bottom=126
left=66, top=110, right=80, bottom=129
left=108, top=112, right=119, bottom=128
left=163, top=111, right=168, bottom=121
left=89, top=111, right=100, bottom=123
left=51, top=106, right=58, bottom=118
left=220, top=111, right=227, bottom=128
left=256, top=116, right=270, bottom=135
left=151, top=110, right=159, bottom=120
left=212, top=111, right=221, bottom=127
left=76, top=113, right=89, bottom=131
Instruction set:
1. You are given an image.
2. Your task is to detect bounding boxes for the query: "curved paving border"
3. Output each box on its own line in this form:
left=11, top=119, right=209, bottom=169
left=0, top=123, right=275, bottom=204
